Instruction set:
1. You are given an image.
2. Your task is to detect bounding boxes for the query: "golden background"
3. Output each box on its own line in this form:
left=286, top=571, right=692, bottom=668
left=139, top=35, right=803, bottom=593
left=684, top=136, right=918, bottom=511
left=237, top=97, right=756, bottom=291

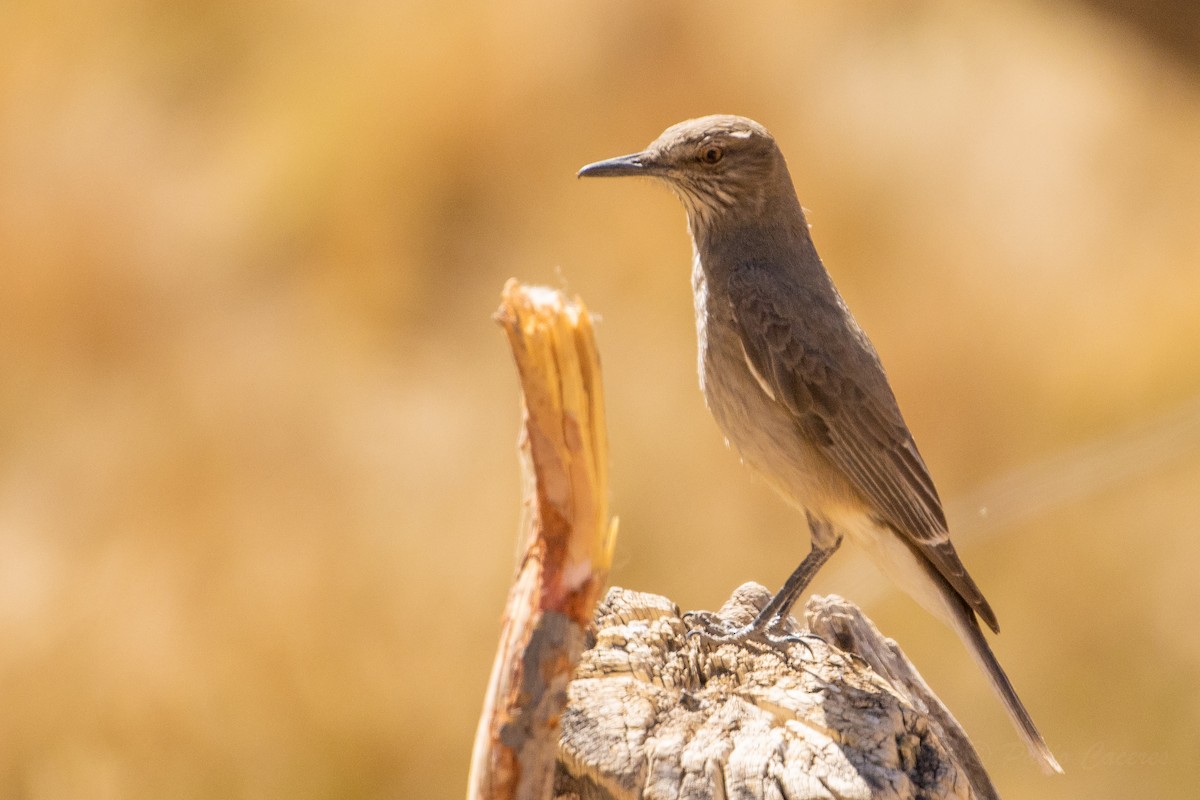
left=2, top=1, right=1198, bottom=797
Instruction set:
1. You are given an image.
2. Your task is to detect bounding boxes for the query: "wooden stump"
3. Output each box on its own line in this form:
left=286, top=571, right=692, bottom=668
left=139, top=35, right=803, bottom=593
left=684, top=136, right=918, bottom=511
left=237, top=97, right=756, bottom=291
left=555, top=584, right=998, bottom=800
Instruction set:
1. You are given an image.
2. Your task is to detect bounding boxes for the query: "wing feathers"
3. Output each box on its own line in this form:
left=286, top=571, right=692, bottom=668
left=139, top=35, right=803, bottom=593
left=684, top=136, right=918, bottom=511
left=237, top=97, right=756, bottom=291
left=728, top=262, right=998, bottom=632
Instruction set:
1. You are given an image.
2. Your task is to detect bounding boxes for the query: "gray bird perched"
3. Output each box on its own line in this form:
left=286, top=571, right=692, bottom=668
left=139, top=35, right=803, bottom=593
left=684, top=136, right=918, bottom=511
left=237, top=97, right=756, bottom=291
left=578, top=114, right=1062, bottom=775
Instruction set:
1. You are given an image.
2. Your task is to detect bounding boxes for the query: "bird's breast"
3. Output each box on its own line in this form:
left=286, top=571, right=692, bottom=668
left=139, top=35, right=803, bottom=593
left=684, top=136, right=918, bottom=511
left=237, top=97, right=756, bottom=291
left=692, top=259, right=860, bottom=515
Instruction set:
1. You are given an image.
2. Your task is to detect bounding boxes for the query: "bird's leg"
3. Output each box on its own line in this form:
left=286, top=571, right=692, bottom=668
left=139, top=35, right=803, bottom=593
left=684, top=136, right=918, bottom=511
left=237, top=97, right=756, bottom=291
left=756, top=513, right=842, bottom=631
left=688, top=513, right=842, bottom=646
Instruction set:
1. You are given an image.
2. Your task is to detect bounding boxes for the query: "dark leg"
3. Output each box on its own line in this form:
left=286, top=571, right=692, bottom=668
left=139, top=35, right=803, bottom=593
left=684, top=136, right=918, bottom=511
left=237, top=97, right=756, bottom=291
left=744, top=515, right=840, bottom=633
left=689, top=512, right=843, bottom=643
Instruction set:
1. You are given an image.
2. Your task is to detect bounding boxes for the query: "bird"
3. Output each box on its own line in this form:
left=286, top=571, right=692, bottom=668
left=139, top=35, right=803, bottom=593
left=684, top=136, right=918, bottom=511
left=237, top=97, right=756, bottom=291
left=578, top=114, right=1062, bottom=774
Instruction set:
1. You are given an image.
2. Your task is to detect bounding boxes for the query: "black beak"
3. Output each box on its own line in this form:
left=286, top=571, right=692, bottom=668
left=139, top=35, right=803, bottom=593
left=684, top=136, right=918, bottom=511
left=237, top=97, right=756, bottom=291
left=577, top=151, right=659, bottom=178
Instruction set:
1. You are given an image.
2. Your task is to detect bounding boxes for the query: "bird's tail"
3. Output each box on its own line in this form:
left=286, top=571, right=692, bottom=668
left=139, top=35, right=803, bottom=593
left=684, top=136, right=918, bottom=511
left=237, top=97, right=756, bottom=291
left=943, top=586, right=1064, bottom=775
left=853, top=519, right=1063, bottom=773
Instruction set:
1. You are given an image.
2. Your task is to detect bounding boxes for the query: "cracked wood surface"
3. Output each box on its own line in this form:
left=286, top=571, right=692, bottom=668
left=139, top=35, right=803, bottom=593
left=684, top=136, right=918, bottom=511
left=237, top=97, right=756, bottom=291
left=554, top=584, right=997, bottom=800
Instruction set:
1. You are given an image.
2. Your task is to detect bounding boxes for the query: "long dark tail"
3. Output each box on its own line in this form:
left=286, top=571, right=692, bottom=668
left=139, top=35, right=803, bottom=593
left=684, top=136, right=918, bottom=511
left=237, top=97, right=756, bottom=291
left=943, top=584, right=1064, bottom=774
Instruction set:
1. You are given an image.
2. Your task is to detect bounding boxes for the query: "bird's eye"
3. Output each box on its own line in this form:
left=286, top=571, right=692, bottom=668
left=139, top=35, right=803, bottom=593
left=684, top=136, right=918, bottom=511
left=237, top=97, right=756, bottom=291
left=699, top=146, right=724, bottom=165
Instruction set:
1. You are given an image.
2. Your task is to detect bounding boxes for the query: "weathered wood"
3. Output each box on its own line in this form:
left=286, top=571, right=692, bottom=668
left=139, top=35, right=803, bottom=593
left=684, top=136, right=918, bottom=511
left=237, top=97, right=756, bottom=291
left=554, top=584, right=995, bottom=800
left=805, top=596, right=999, bottom=800
left=469, top=281, right=617, bottom=800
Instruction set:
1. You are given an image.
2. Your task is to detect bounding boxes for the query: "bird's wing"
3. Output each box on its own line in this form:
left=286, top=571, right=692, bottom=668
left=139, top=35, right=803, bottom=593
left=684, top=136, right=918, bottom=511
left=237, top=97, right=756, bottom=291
left=727, top=261, right=999, bottom=632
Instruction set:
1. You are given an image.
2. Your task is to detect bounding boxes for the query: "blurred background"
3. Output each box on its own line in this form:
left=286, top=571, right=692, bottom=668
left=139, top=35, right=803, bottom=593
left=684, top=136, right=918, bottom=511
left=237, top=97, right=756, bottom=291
left=2, top=0, right=1199, bottom=797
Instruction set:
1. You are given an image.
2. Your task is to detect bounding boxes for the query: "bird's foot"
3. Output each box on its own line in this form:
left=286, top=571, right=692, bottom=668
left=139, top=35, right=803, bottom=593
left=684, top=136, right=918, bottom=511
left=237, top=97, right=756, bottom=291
left=683, top=611, right=823, bottom=656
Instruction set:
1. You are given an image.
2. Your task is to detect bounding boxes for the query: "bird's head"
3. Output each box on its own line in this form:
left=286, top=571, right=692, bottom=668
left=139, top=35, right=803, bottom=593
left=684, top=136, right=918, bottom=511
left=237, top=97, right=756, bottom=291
left=578, top=115, right=792, bottom=230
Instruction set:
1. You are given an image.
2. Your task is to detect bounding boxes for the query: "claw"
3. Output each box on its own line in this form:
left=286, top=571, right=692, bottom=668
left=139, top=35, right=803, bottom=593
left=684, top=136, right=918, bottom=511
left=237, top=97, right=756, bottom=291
left=766, top=629, right=825, bottom=659
left=683, top=611, right=824, bottom=658
left=682, top=611, right=720, bottom=638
